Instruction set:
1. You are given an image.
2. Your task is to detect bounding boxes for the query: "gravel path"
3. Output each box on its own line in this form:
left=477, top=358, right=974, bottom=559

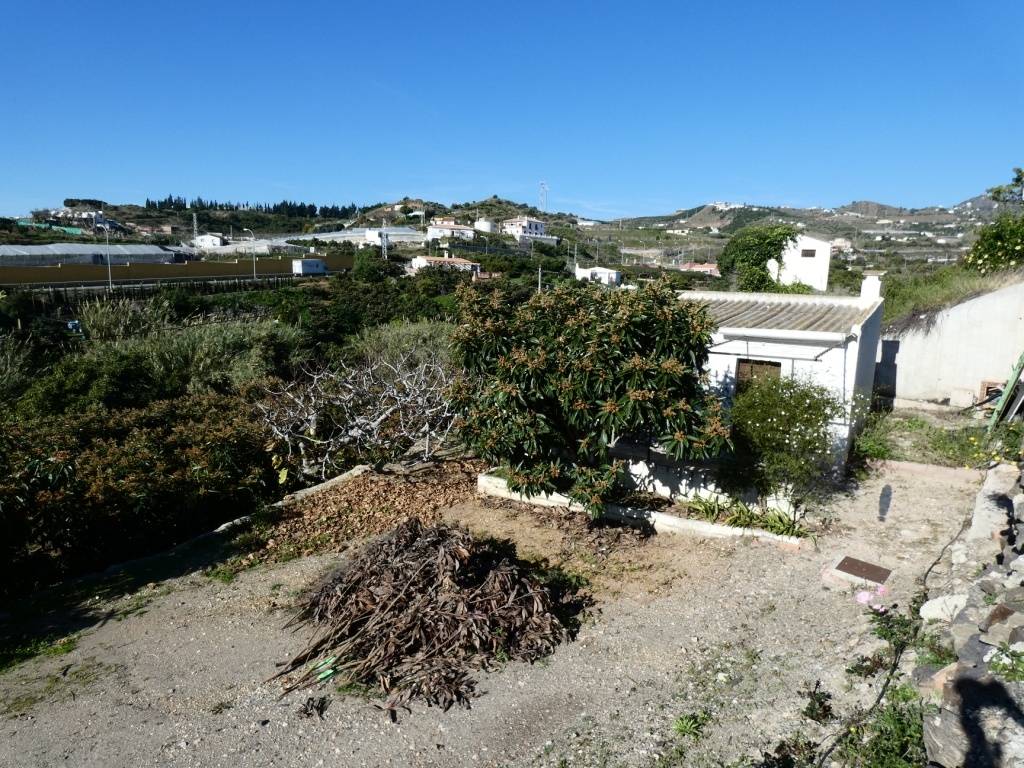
left=0, top=461, right=980, bottom=768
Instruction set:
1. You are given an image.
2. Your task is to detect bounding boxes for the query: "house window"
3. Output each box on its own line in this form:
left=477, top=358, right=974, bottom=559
left=801, top=249, right=816, bottom=258
left=735, top=358, right=782, bottom=393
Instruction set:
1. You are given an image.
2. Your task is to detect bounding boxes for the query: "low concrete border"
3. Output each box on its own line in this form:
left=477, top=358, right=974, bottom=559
left=476, top=473, right=808, bottom=551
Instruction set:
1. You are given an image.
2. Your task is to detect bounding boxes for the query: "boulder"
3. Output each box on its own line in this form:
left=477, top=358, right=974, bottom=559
left=924, top=707, right=968, bottom=767
left=921, top=594, right=969, bottom=622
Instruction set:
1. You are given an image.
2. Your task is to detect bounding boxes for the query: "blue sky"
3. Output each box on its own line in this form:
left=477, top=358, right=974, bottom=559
left=2, top=1, right=1022, bottom=218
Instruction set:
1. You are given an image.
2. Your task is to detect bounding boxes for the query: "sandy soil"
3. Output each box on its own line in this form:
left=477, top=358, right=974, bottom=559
left=0, top=461, right=980, bottom=768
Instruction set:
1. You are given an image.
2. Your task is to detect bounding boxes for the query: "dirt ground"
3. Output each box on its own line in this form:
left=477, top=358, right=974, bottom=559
left=0, top=461, right=980, bottom=768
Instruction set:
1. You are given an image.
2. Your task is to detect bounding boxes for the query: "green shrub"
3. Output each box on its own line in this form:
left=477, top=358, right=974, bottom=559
left=964, top=213, right=1024, bottom=272
left=0, top=395, right=273, bottom=596
left=718, top=224, right=797, bottom=292
left=453, top=281, right=728, bottom=515
left=78, top=296, right=174, bottom=341
left=0, top=333, right=33, bottom=407
left=723, top=375, right=845, bottom=510
left=18, top=320, right=304, bottom=417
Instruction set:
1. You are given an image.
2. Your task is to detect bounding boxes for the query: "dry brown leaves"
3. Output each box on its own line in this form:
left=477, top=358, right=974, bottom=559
left=262, top=460, right=486, bottom=560
left=272, top=518, right=576, bottom=719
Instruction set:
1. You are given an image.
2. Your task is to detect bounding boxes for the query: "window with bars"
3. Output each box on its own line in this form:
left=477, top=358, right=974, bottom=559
left=800, top=249, right=817, bottom=258
left=735, top=358, right=782, bottom=393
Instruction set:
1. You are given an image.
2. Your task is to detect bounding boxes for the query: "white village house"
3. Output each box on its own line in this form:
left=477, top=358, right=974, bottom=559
left=501, top=216, right=559, bottom=246
left=409, top=254, right=480, bottom=275
left=765, top=233, right=832, bottom=291
left=426, top=216, right=475, bottom=242
left=574, top=264, right=622, bottom=286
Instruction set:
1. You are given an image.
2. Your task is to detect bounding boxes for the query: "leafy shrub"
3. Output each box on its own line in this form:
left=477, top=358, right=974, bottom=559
left=722, top=375, right=845, bottom=510
left=0, top=395, right=273, bottom=596
left=718, top=224, right=797, bottom=292
left=964, top=213, right=1024, bottom=272
left=78, top=296, right=174, bottom=341
left=0, top=333, right=33, bottom=406
left=453, top=281, right=728, bottom=514
left=838, top=685, right=927, bottom=768
left=18, top=320, right=304, bottom=417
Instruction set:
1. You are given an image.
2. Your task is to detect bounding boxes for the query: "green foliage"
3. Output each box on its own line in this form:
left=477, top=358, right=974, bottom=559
left=718, top=225, right=797, bottom=291
left=838, top=685, right=927, bottom=768
left=853, top=411, right=1023, bottom=468
left=0, top=633, right=78, bottom=674
left=881, top=264, right=1019, bottom=325
left=78, top=296, right=174, bottom=341
left=0, top=333, right=33, bottom=407
left=722, top=376, right=845, bottom=509
left=990, top=644, right=1024, bottom=682
left=800, top=681, right=835, bottom=723
left=964, top=213, right=1024, bottom=272
left=352, top=248, right=404, bottom=282
left=346, top=319, right=453, bottom=368
left=685, top=496, right=809, bottom=537
left=18, top=320, right=304, bottom=417
left=672, top=710, right=712, bottom=739
left=0, top=395, right=274, bottom=596
left=454, top=281, right=728, bottom=515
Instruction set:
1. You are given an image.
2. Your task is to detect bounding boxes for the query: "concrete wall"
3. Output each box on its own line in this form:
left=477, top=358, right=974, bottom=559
left=878, top=281, right=1024, bottom=407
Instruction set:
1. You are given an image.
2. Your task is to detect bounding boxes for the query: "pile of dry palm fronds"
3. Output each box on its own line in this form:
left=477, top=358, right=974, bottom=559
left=272, top=518, right=575, bottom=718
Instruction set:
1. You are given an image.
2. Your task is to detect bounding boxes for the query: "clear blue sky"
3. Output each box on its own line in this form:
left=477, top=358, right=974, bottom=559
left=3, top=1, right=1022, bottom=218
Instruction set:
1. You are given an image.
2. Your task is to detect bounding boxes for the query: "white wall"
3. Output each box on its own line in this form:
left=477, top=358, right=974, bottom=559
left=879, top=281, right=1024, bottom=407
left=766, top=234, right=832, bottom=291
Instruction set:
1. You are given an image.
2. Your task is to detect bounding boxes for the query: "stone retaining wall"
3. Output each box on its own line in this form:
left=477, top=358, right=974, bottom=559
left=916, top=462, right=1024, bottom=767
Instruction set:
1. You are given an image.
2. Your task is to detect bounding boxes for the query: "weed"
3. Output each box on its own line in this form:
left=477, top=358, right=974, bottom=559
left=990, top=644, right=1024, bottom=682
left=846, top=651, right=888, bottom=678
left=672, top=710, right=712, bottom=740
left=868, top=606, right=918, bottom=652
left=750, top=737, right=819, bottom=768
left=984, top=593, right=998, bottom=605
left=800, top=680, right=835, bottom=723
left=335, top=678, right=375, bottom=698
left=837, top=685, right=927, bottom=767
left=210, top=701, right=233, bottom=714
left=915, top=632, right=957, bottom=668
left=0, top=633, right=79, bottom=674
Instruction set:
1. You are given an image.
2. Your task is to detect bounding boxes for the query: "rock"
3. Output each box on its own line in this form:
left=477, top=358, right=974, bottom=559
left=981, top=604, right=1018, bottom=631
left=952, top=622, right=981, bottom=655
left=958, top=633, right=993, bottom=666
left=980, top=577, right=1005, bottom=596
left=915, top=662, right=959, bottom=703
left=980, top=613, right=1024, bottom=647
left=1004, top=587, right=1024, bottom=612
left=924, top=707, right=968, bottom=767
left=921, top=594, right=969, bottom=622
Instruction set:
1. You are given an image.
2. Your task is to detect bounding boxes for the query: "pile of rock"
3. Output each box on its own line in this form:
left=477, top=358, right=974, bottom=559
left=915, top=462, right=1024, bottom=767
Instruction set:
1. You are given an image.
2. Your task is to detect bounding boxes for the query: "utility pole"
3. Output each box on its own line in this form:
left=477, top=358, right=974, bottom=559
left=243, top=228, right=255, bottom=279
left=105, top=224, right=113, bottom=292
left=537, top=266, right=542, bottom=293
left=193, top=212, right=198, bottom=246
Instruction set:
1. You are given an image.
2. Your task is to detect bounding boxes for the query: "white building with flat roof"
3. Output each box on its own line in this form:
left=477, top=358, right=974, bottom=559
left=575, top=264, right=622, bottom=286
left=427, top=217, right=475, bottom=241
left=766, top=233, right=832, bottom=291
left=410, top=254, right=480, bottom=275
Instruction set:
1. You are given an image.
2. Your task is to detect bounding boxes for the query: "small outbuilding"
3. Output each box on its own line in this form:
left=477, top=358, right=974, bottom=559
left=575, top=264, right=622, bottom=286
left=683, top=275, right=884, bottom=457
left=292, top=258, right=327, bottom=276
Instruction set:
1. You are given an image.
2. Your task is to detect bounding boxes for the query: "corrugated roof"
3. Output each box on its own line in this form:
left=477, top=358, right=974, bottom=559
left=681, top=290, right=881, bottom=335
left=0, top=243, right=182, bottom=257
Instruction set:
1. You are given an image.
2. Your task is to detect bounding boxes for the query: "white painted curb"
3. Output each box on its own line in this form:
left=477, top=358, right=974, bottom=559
left=476, top=473, right=807, bottom=550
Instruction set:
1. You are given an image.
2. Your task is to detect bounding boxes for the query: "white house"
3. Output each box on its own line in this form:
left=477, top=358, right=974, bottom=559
left=427, top=217, right=475, bottom=241
left=574, top=264, right=622, bottom=286
left=877, top=279, right=1024, bottom=408
left=501, top=216, right=558, bottom=246
left=474, top=218, right=497, bottom=234
left=362, top=226, right=427, bottom=248
left=765, top=234, right=832, bottom=291
left=409, top=254, right=480, bottom=275
left=292, top=258, right=327, bottom=276
left=684, top=276, right=884, bottom=457
left=193, top=233, right=226, bottom=249
left=501, top=216, right=545, bottom=239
